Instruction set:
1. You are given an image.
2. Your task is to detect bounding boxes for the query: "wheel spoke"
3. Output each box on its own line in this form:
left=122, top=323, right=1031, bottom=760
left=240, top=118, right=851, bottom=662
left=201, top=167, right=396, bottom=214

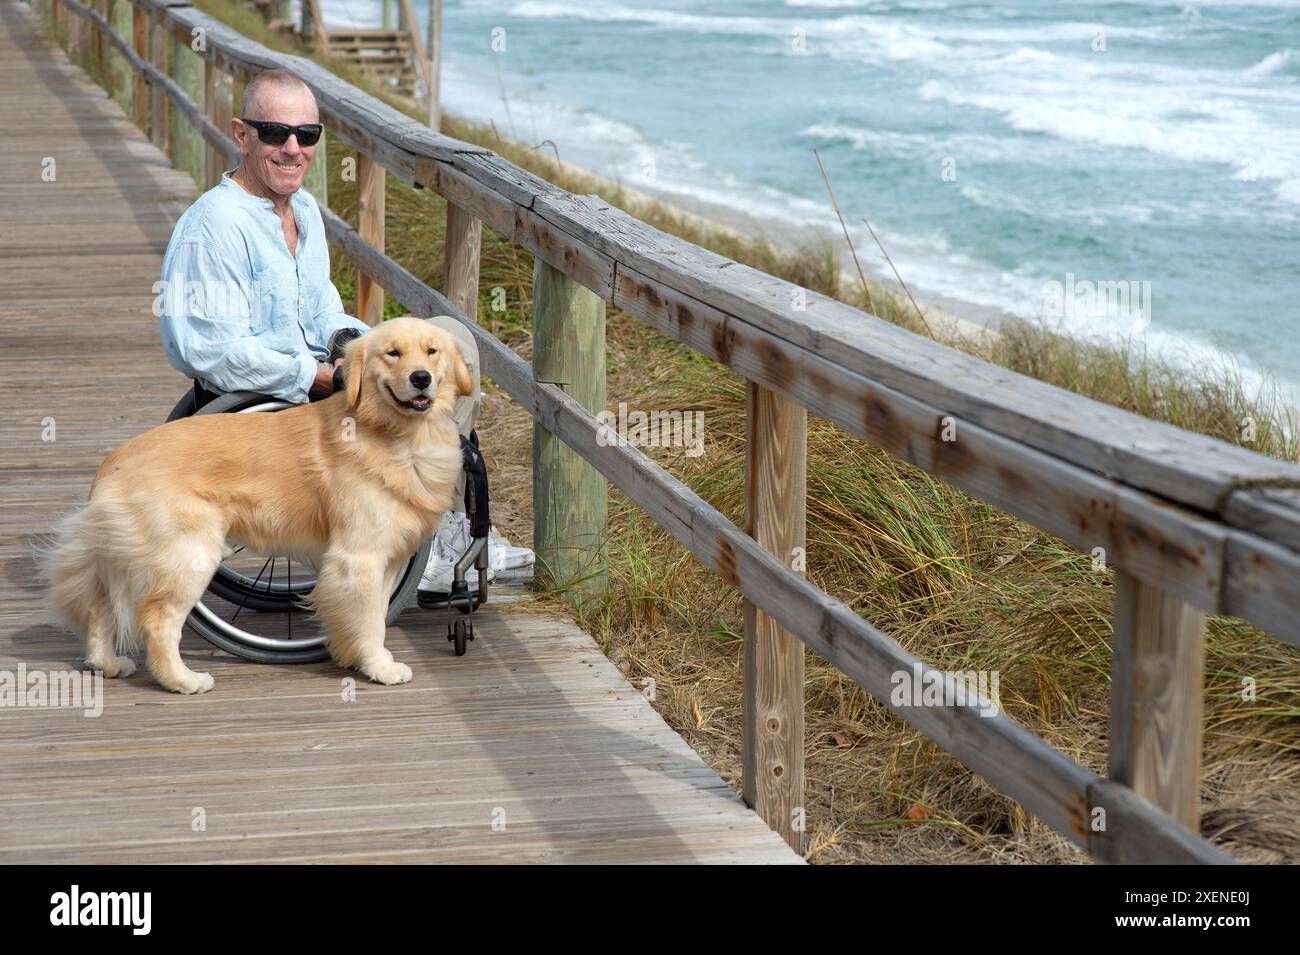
left=231, top=555, right=273, bottom=625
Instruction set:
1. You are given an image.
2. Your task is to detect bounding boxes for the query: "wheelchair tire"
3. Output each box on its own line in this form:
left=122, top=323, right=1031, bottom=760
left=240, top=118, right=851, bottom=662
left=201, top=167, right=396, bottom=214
left=178, top=390, right=432, bottom=664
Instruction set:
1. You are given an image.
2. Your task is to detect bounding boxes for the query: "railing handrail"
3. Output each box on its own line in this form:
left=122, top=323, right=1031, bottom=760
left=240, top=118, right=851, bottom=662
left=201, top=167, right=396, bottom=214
left=42, top=0, right=1296, bottom=863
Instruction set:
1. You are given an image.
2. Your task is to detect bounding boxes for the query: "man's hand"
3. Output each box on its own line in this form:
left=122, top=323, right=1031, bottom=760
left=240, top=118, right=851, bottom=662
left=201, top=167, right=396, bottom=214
left=309, top=358, right=344, bottom=398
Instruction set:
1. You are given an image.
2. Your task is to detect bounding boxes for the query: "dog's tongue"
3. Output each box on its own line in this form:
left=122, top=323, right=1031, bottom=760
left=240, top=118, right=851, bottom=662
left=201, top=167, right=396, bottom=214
left=410, top=395, right=431, bottom=409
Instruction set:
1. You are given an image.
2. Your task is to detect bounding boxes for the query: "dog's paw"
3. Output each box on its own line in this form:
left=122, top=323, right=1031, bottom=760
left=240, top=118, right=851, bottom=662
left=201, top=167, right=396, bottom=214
left=363, top=660, right=412, bottom=685
left=166, top=670, right=215, bottom=695
left=89, top=656, right=136, bottom=679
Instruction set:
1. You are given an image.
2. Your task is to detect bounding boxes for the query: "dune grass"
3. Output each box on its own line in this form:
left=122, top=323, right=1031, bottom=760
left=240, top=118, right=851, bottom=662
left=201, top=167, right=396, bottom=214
left=157, top=0, right=1300, bottom=862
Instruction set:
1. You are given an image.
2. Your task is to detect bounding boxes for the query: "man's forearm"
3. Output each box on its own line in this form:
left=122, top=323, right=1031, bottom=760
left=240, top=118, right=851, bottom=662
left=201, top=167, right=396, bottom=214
left=179, top=338, right=318, bottom=403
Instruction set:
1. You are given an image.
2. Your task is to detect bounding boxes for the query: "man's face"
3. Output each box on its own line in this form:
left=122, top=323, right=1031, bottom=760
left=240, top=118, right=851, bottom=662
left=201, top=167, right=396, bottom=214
left=234, top=85, right=319, bottom=198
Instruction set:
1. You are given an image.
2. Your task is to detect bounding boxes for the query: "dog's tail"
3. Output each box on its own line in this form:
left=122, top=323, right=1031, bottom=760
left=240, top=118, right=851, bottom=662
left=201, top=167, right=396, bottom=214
left=36, top=498, right=139, bottom=655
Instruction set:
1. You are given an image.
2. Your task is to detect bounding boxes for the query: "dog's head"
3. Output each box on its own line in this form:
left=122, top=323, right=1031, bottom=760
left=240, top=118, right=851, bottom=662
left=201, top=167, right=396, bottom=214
left=342, top=316, right=473, bottom=429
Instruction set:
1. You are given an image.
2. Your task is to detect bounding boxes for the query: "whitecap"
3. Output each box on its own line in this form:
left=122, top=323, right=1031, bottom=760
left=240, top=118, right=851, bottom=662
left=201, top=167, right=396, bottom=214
left=1246, top=49, right=1298, bottom=78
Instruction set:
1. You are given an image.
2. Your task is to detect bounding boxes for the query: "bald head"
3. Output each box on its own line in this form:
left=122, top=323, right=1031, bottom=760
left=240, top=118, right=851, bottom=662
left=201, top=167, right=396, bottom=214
left=241, top=68, right=316, bottom=120
left=231, top=69, right=321, bottom=201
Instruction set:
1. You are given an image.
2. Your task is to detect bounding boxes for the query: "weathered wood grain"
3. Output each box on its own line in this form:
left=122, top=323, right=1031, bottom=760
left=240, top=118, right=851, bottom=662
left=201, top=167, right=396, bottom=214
left=742, top=383, right=806, bottom=852
left=169, top=28, right=202, bottom=184
left=355, top=152, right=384, bottom=325
left=202, top=56, right=231, bottom=188
left=443, top=200, right=481, bottom=320
left=1109, top=572, right=1206, bottom=830
left=148, top=3, right=167, bottom=152
left=131, top=1, right=146, bottom=128
left=531, top=259, right=608, bottom=597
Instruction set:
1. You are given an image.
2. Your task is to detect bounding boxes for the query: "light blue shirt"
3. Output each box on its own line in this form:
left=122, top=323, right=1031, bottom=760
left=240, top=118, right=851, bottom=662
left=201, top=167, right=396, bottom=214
left=158, top=170, right=370, bottom=403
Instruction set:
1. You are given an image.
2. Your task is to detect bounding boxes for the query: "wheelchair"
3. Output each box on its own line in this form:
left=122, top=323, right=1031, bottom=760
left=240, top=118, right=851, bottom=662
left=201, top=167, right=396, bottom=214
left=166, top=379, right=489, bottom=663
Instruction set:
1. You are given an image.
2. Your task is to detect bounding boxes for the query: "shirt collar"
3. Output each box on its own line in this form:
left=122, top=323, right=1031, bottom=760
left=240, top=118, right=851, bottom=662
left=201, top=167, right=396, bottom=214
left=220, top=169, right=308, bottom=213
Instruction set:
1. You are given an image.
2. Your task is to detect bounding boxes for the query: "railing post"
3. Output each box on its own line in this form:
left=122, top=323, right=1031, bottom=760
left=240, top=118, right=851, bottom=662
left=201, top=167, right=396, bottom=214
left=443, top=201, right=481, bottom=318
left=149, top=5, right=168, bottom=154
left=132, top=1, right=148, bottom=131
left=299, top=0, right=314, bottom=44
left=355, top=154, right=385, bottom=325
left=203, top=58, right=232, bottom=189
left=303, top=132, right=328, bottom=208
left=107, top=0, right=133, bottom=115
left=1109, top=572, right=1206, bottom=831
left=67, top=0, right=81, bottom=61
left=170, top=30, right=203, bottom=185
left=742, top=382, right=807, bottom=853
left=93, top=0, right=105, bottom=76
left=532, top=260, right=607, bottom=602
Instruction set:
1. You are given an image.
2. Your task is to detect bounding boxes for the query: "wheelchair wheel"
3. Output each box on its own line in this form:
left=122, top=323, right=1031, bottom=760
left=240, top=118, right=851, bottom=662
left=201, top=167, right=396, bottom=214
left=176, top=390, right=432, bottom=664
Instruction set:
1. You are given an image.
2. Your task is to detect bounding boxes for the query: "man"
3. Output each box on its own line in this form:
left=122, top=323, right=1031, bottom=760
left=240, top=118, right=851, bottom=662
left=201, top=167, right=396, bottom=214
left=158, top=67, right=486, bottom=599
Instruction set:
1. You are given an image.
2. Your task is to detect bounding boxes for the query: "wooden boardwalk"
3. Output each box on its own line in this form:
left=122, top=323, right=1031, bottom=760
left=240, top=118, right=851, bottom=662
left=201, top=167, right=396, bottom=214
left=0, top=1, right=801, bottom=864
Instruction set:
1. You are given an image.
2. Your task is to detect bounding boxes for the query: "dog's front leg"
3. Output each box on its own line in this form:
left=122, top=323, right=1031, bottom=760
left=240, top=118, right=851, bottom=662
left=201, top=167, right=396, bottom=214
left=315, top=549, right=412, bottom=685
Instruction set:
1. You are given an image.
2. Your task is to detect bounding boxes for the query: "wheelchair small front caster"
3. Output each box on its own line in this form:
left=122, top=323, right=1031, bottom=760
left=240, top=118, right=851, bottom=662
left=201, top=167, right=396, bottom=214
left=449, top=618, right=473, bottom=656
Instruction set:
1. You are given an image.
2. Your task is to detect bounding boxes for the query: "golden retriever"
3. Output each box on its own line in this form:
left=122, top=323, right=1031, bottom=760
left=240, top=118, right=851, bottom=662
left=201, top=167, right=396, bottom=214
left=43, top=316, right=472, bottom=693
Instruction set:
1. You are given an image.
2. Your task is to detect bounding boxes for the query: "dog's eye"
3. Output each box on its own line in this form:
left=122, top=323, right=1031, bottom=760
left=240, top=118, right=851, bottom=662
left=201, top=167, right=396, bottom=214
left=386, top=349, right=400, bottom=358
left=427, top=347, right=438, bottom=355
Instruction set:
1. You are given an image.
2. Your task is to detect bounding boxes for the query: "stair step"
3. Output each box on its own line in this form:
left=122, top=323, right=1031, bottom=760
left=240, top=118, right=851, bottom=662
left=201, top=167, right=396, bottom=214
left=336, top=51, right=410, bottom=60
left=333, top=44, right=410, bottom=53
left=328, top=36, right=409, bottom=43
left=326, top=29, right=405, bottom=39
left=331, top=42, right=410, bottom=53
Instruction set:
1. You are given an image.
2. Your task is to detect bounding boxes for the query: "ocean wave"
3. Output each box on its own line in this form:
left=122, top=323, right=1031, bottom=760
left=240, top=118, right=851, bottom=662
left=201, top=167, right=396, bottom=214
left=959, top=183, right=1158, bottom=226
left=507, top=2, right=777, bottom=34
left=507, top=4, right=1167, bottom=57
left=800, top=121, right=1061, bottom=166
left=783, top=0, right=870, bottom=7
left=917, top=78, right=1300, bottom=184
left=1246, top=49, right=1298, bottom=77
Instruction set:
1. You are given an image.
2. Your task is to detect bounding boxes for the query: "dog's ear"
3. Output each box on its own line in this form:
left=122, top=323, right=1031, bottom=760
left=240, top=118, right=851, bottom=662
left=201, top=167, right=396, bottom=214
left=344, top=333, right=369, bottom=411
left=451, top=343, right=474, bottom=398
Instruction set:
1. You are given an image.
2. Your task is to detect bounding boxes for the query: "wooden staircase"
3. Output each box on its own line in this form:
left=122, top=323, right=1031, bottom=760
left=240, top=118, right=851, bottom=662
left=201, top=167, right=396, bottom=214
left=325, top=28, right=419, bottom=95
left=287, top=0, right=429, bottom=100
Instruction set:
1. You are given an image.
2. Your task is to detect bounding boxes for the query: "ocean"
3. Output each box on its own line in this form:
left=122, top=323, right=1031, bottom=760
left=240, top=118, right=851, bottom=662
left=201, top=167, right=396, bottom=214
left=320, top=0, right=1300, bottom=400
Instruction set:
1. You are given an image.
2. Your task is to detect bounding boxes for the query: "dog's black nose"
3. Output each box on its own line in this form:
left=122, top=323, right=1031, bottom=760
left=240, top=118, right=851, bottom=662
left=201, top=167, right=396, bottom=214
left=410, top=370, right=432, bottom=390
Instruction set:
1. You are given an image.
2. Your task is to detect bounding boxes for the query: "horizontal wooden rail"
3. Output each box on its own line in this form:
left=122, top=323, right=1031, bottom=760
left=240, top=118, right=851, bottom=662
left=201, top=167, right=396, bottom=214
left=46, top=0, right=1295, bottom=862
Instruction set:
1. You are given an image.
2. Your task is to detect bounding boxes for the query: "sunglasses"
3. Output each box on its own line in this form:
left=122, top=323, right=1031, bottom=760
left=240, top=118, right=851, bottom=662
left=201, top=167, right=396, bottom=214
left=240, top=119, right=323, bottom=148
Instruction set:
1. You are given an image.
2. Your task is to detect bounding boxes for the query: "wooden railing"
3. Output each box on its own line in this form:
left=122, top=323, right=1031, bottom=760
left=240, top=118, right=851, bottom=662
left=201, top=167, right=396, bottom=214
left=35, top=0, right=1300, bottom=863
